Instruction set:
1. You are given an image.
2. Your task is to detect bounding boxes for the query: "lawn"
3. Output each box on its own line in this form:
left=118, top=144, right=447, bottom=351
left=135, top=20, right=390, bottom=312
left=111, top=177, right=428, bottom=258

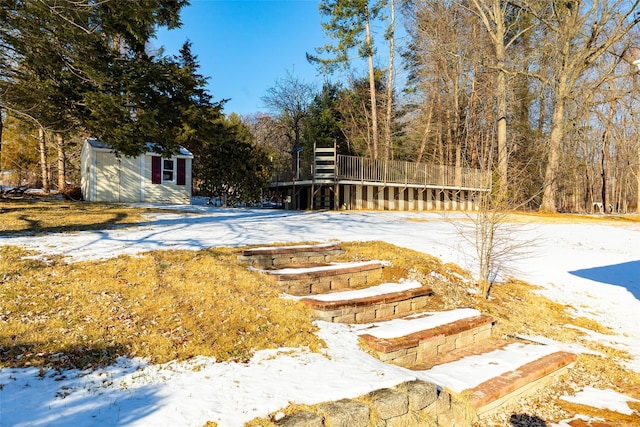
left=1, top=201, right=638, bottom=425
left=0, top=199, right=146, bottom=236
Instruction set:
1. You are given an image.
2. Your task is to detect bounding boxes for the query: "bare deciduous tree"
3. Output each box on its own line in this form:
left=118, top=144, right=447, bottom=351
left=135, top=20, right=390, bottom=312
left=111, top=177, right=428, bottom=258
left=530, top=0, right=640, bottom=212
left=470, top=0, right=533, bottom=193
left=261, top=69, right=316, bottom=152
left=452, top=164, right=536, bottom=300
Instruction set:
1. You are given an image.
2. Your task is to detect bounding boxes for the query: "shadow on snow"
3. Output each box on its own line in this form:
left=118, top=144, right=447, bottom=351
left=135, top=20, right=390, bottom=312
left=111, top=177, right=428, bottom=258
left=2, top=207, right=422, bottom=261
left=570, top=260, right=640, bottom=300
left=0, top=363, right=162, bottom=427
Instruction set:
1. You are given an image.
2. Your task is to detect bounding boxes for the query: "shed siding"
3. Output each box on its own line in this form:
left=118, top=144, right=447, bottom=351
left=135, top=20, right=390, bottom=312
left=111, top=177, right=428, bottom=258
left=142, top=156, right=191, bottom=204
left=80, top=140, right=192, bottom=204
left=119, top=156, right=141, bottom=202
left=95, top=151, right=120, bottom=202
left=80, top=143, right=94, bottom=201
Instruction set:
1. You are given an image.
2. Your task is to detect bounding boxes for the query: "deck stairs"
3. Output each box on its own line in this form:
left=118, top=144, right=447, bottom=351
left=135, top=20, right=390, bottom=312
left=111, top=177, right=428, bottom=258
left=239, top=243, right=577, bottom=422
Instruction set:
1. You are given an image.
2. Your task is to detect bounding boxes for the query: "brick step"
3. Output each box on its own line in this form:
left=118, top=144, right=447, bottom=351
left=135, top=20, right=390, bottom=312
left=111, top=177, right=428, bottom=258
left=416, top=342, right=577, bottom=419
left=298, top=280, right=434, bottom=323
left=238, top=242, right=344, bottom=268
left=258, top=261, right=385, bottom=296
left=468, top=350, right=577, bottom=417
left=358, top=308, right=495, bottom=368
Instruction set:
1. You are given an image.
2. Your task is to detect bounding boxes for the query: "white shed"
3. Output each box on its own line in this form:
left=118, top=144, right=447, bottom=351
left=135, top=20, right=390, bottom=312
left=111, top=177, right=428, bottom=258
left=81, top=139, right=193, bottom=204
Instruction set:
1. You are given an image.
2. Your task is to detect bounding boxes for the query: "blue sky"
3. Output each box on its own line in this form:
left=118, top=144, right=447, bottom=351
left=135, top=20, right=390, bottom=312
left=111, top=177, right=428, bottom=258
left=153, top=0, right=328, bottom=117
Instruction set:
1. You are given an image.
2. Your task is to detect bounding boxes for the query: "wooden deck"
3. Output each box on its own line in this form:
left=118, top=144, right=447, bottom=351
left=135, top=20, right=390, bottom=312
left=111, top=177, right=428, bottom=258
left=274, top=154, right=491, bottom=190
left=269, top=150, right=491, bottom=211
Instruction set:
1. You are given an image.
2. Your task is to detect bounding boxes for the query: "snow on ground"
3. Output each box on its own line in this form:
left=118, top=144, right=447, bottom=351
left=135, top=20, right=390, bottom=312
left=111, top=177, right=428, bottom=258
left=258, top=260, right=384, bottom=275
left=353, top=308, right=481, bottom=339
left=517, top=335, right=604, bottom=358
left=415, top=342, right=562, bottom=393
left=0, top=205, right=639, bottom=426
left=292, top=280, right=422, bottom=302
left=561, top=387, right=640, bottom=416
left=0, top=323, right=415, bottom=427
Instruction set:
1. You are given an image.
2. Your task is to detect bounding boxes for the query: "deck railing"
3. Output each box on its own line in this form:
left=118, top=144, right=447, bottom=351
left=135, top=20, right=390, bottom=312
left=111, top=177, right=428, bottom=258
left=336, top=155, right=491, bottom=190
left=272, top=154, right=491, bottom=191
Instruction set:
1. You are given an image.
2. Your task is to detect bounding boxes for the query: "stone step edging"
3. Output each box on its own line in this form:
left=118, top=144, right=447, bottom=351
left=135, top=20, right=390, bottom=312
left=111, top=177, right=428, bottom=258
left=359, top=314, right=495, bottom=367
left=263, top=261, right=385, bottom=280
left=274, top=380, right=473, bottom=427
left=466, top=350, right=578, bottom=417
left=238, top=243, right=345, bottom=268
left=260, top=261, right=385, bottom=296
left=300, top=286, right=434, bottom=323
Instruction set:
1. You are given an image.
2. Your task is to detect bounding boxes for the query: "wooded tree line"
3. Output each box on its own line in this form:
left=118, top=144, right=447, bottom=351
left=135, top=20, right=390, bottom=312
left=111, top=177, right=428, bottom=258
left=2, top=1, right=640, bottom=212
left=0, top=0, right=270, bottom=203
left=260, top=0, right=640, bottom=213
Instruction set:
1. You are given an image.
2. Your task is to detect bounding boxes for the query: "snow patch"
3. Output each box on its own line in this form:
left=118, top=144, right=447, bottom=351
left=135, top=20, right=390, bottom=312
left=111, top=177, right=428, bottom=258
left=414, top=342, right=561, bottom=393
left=300, top=280, right=422, bottom=302
left=354, top=308, right=480, bottom=339
left=561, top=387, right=640, bottom=416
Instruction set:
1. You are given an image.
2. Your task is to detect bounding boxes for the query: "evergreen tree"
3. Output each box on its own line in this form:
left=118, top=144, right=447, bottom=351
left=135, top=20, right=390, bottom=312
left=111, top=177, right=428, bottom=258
left=0, top=0, right=189, bottom=157
left=308, top=0, right=386, bottom=159
left=197, top=114, right=271, bottom=205
left=303, top=82, right=349, bottom=154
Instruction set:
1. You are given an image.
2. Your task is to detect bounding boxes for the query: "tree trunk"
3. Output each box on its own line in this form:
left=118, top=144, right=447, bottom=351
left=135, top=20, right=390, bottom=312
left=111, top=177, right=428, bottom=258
left=455, top=143, right=462, bottom=188
left=601, top=133, right=608, bottom=213
left=490, top=0, right=508, bottom=193
left=584, top=167, right=592, bottom=212
left=601, top=86, right=617, bottom=213
left=637, top=142, right=640, bottom=214
left=0, top=107, right=3, bottom=185
left=471, top=0, right=510, bottom=192
left=415, top=104, right=434, bottom=165
left=435, top=126, right=443, bottom=165
left=364, top=10, right=379, bottom=160
left=383, top=0, right=395, bottom=162
left=540, top=91, right=566, bottom=212
left=38, top=128, right=50, bottom=193
left=496, top=43, right=508, bottom=193
left=55, top=133, right=66, bottom=191
left=446, top=108, right=453, bottom=165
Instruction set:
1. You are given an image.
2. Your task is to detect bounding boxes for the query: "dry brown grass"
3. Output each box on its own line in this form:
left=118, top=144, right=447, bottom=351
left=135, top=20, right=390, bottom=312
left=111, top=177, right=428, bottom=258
left=559, top=400, right=640, bottom=426
left=1, top=202, right=638, bottom=424
left=0, top=246, right=324, bottom=369
left=336, top=241, right=473, bottom=306
left=407, top=210, right=640, bottom=226
left=0, top=199, right=148, bottom=235
left=506, top=211, right=640, bottom=225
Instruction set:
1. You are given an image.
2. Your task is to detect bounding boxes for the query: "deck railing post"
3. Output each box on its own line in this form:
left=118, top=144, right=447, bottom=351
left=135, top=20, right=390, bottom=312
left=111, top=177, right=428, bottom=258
left=405, top=161, right=408, bottom=185
left=383, top=159, right=387, bottom=184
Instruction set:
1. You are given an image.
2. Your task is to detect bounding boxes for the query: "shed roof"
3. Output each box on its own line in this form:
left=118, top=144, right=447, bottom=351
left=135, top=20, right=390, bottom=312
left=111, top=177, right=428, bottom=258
left=86, top=139, right=193, bottom=157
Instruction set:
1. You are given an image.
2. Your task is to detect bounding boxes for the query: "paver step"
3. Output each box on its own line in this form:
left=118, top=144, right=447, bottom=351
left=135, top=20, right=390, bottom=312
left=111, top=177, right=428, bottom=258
left=298, top=280, right=434, bottom=323
left=258, top=261, right=385, bottom=296
left=415, top=342, right=577, bottom=419
left=467, top=350, right=577, bottom=417
left=357, top=308, right=495, bottom=368
left=238, top=242, right=344, bottom=267
left=239, top=242, right=580, bottom=425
